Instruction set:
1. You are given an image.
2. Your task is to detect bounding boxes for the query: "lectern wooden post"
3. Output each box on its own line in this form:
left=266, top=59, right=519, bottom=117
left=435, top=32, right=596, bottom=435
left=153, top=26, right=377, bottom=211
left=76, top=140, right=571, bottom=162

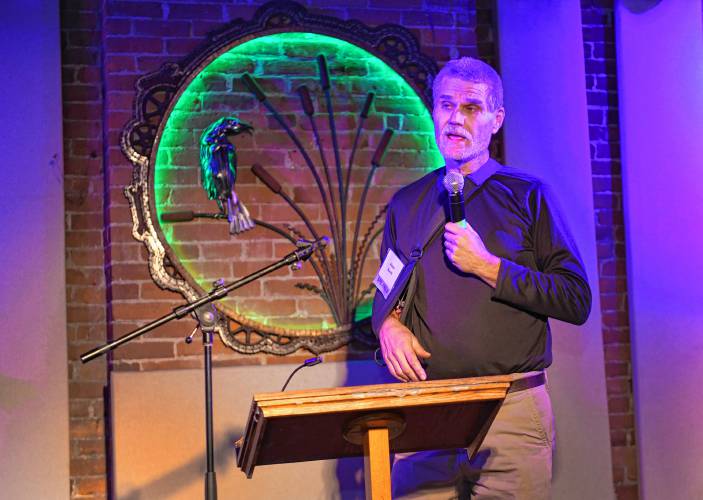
left=235, top=374, right=520, bottom=500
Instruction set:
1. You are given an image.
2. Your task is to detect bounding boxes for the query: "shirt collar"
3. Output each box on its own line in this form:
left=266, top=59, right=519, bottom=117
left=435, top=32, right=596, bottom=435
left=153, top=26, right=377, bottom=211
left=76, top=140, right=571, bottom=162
left=466, top=158, right=500, bottom=186
left=438, top=158, right=500, bottom=190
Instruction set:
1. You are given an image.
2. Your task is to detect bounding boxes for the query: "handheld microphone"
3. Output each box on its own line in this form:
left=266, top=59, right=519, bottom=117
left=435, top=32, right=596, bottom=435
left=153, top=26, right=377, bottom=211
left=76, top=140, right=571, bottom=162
left=443, top=170, right=466, bottom=226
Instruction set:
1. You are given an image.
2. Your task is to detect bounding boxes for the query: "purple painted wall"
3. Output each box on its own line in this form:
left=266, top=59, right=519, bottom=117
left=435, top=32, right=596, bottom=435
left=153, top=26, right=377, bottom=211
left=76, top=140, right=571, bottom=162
left=0, top=1, right=70, bottom=496
left=496, top=2, right=614, bottom=498
left=617, top=2, right=703, bottom=498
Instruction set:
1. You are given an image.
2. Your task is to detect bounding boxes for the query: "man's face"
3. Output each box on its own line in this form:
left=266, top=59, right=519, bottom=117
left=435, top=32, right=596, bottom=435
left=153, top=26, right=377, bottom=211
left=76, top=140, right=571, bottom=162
left=432, top=77, right=505, bottom=166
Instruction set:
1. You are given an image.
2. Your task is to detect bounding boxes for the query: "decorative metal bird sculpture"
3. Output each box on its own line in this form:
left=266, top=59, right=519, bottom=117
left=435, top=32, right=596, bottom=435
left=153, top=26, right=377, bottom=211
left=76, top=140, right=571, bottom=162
left=199, top=117, right=254, bottom=234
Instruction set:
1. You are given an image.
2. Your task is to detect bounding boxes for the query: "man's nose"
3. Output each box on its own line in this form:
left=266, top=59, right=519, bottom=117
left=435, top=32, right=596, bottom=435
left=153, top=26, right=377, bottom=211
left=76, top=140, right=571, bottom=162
left=448, top=108, right=462, bottom=124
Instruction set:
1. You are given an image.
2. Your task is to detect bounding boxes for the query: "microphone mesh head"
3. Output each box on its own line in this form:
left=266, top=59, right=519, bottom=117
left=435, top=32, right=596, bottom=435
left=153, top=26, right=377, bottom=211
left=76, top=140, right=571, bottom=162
left=443, top=170, right=464, bottom=194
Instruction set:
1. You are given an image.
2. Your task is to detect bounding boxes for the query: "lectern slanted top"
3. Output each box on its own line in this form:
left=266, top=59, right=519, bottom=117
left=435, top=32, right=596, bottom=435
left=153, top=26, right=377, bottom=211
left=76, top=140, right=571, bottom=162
left=235, top=374, right=519, bottom=479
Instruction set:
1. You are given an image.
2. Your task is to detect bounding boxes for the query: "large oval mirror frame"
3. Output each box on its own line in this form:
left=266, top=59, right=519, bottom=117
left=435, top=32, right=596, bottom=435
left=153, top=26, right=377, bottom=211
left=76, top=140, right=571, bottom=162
left=121, top=1, right=441, bottom=355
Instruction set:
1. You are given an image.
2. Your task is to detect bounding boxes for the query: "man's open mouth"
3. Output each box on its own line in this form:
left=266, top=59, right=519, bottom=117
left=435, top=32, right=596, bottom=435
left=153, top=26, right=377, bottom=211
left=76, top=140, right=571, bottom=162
left=445, top=132, right=468, bottom=141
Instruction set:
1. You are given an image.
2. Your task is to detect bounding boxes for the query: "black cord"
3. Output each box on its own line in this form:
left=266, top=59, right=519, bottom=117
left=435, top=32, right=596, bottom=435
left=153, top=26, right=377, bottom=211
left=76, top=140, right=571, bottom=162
left=280, top=356, right=323, bottom=391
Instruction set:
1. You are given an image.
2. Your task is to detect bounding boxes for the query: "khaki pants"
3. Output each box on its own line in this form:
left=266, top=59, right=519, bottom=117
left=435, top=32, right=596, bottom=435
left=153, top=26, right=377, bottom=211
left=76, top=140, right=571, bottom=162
left=391, top=379, right=555, bottom=499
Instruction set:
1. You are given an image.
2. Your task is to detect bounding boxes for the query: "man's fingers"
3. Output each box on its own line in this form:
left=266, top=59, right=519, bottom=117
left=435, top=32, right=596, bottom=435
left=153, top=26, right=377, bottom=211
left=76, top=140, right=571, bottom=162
left=414, top=342, right=432, bottom=359
left=384, top=339, right=421, bottom=382
left=403, top=351, right=427, bottom=381
left=384, top=354, right=407, bottom=382
left=382, top=347, right=409, bottom=382
left=395, top=352, right=421, bottom=382
left=444, top=231, right=458, bottom=244
left=390, top=358, right=410, bottom=382
left=380, top=341, right=402, bottom=381
left=445, top=222, right=461, bottom=234
left=378, top=319, right=429, bottom=382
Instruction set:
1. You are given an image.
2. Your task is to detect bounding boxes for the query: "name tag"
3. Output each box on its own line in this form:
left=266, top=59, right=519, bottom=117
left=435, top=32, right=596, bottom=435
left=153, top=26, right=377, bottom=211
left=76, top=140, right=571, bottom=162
left=373, top=249, right=404, bottom=299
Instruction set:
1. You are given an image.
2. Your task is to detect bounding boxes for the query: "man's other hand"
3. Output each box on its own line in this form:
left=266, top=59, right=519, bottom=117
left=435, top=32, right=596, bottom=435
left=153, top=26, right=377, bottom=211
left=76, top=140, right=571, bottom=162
left=379, top=315, right=431, bottom=382
left=444, top=221, right=500, bottom=287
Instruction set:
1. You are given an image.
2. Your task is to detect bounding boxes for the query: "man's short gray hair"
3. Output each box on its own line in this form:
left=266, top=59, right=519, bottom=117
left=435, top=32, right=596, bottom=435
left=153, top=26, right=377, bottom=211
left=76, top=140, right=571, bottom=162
left=433, top=57, right=504, bottom=111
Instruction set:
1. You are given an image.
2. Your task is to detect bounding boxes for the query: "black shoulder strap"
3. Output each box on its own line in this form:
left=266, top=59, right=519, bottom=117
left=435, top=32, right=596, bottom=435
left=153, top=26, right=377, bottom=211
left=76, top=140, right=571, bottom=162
left=372, top=173, right=494, bottom=334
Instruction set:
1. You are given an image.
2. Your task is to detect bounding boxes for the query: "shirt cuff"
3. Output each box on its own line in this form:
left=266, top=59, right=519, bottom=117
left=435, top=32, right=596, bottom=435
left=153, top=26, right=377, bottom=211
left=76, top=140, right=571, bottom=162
left=492, top=258, right=519, bottom=302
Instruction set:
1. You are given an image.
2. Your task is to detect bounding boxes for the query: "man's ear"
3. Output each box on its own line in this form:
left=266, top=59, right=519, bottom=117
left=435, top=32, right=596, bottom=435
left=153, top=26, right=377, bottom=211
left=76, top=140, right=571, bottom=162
left=492, top=107, right=505, bottom=134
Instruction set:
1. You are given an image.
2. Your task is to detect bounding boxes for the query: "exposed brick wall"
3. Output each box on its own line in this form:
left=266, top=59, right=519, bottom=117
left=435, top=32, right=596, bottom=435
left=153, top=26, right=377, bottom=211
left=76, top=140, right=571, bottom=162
left=101, top=0, right=487, bottom=373
left=62, top=1, right=490, bottom=497
left=61, top=0, right=109, bottom=498
left=581, top=2, right=639, bottom=499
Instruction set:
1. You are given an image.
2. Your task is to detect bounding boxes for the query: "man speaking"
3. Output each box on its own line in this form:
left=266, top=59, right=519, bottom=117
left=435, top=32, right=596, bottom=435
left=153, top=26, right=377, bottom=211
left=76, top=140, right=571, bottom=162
left=371, top=57, right=591, bottom=498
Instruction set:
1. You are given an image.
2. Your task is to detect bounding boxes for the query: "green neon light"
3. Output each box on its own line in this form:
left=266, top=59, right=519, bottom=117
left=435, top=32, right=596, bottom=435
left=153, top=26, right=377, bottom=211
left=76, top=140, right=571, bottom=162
left=154, top=32, right=441, bottom=329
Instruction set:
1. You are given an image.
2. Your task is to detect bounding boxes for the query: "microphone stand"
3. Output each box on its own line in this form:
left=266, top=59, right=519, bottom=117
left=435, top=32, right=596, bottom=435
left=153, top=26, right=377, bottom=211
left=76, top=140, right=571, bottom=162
left=81, top=237, right=329, bottom=500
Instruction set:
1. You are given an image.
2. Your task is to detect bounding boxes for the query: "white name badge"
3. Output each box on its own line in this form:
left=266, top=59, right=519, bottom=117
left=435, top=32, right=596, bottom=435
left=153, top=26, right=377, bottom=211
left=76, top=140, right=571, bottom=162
left=373, top=248, right=404, bottom=299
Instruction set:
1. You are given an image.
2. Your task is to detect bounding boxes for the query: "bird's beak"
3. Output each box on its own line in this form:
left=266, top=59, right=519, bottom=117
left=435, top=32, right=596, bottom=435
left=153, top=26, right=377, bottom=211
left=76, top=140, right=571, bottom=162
left=229, top=121, right=254, bottom=136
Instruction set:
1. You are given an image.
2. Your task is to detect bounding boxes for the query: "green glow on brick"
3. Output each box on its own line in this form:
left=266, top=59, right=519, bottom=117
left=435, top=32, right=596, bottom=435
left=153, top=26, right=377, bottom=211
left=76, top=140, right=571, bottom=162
left=153, top=32, right=441, bottom=329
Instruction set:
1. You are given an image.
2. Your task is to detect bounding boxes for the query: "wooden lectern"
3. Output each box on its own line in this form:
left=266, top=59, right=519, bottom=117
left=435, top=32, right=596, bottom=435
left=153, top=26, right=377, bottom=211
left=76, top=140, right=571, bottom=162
left=235, top=374, right=520, bottom=500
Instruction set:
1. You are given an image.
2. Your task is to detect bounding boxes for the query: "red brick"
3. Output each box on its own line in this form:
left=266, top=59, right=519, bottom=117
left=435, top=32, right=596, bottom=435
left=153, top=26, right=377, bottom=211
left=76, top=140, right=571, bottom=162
left=609, top=413, right=635, bottom=431
left=606, top=377, right=632, bottom=397
left=68, top=323, right=108, bottom=342
left=165, top=37, right=201, bottom=55
left=62, top=47, right=99, bottom=66
left=110, top=340, right=176, bottom=360
left=610, top=429, right=628, bottom=448
left=70, top=285, right=106, bottom=304
left=347, top=9, right=402, bottom=24
left=67, top=30, right=100, bottom=48
left=111, top=300, right=174, bottom=320
left=63, top=10, right=98, bottom=28
left=223, top=5, right=259, bottom=22
left=138, top=282, right=181, bottom=300
left=110, top=262, right=151, bottom=281
left=76, top=66, right=101, bottom=84
left=67, top=304, right=106, bottom=323
left=605, top=360, right=629, bottom=377
left=105, top=54, right=136, bottom=73
left=69, top=212, right=104, bottom=231
left=601, top=258, right=627, bottom=278
left=113, top=318, right=189, bottom=339
left=106, top=1, right=163, bottom=18
left=69, top=248, right=105, bottom=267
left=64, top=102, right=101, bottom=121
left=71, top=456, right=106, bottom=476
left=63, top=84, right=101, bottom=102
left=607, top=396, right=631, bottom=413
left=615, top=485, right=638, bottom=500
left=612, top=445, right=638, bottom=472
left=69, top=381, right=105, bottom=399
left=136, top=54, right=170, bottom=72
left=599, top=292, right=625, bottom=311
left=72, top=477, right=107, bottom=497
left=76, top=438, right=105, bottom=457
left=105, top=36, right=163, bottom=54
left=133, top=20, right=191, bottom=37
left=604, top=343, right=631, bottom=362
left=402, top=11, right=455, bottom=27
left=168, top=3, right=223, bottom=20
left=192, top=20, right=227, bottom=37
